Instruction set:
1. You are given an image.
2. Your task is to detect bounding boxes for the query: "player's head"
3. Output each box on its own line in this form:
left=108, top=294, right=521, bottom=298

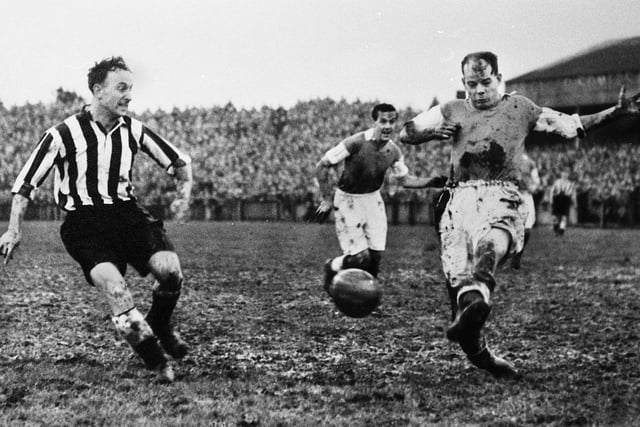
left=461, top=51, right=502, bottom=110
left=371, top=103, right=397, bottom=142
left=88, top=56, right=133, bottom=117
left=371, top=103, right=397, bottom=121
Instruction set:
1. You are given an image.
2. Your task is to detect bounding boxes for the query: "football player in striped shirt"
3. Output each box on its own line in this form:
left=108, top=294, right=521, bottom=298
left=550, top=170, right=576, bottom=236
left=0, top=57, right=192, bottom=382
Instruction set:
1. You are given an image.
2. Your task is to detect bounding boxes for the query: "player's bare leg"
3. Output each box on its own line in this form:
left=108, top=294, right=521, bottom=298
left=146, top=251, right=189, bottom=359
left=510, top=228, right=531, bottom=270
left=553, top=216, right=561, bottom=236
left=446, top=236, right=498, bottom=343
left=90, top=263, right=173, bottom=382
left=559, top=215, right=567, bottom=236
left=446, top=229, right=519, bottom=378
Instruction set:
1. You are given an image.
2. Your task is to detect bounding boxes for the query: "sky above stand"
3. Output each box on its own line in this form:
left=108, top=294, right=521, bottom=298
left=1, top=0, right=639, bottom=112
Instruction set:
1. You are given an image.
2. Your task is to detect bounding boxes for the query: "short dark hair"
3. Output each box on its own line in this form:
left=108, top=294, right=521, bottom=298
left=87, top=56, right=130, bottom=93
left=371, top=103, right=397, bottom=121
left=461, top=51, right=499, bottom=75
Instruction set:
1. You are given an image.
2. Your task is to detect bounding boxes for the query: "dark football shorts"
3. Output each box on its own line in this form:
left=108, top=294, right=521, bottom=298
left=552, top=194, right=572, bottom=217
left=60, top=201, right=174, bottom=285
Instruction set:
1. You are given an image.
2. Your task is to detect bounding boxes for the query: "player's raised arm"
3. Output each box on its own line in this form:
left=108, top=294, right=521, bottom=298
left=399, top=105, right=458, bottom=145
left=0, top=194, right=30, bottom=264
left=533, top=87, right=640, bottom=140
left=579, top=86, right=640, bottom=130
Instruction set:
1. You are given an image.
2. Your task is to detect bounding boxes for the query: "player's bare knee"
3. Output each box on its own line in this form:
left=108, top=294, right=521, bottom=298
left=112, top=308, right=155, bottom=347
left=474, top=238, right=505, bottom=289
left=91, top=266, right=135, bottom=315
left=474, top=241, right=497, bottom=273
left=149, top=251, right=183, bottom=292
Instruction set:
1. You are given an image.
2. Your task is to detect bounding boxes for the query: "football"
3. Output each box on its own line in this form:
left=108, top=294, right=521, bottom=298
left=329, top=268, right=381, bottom=318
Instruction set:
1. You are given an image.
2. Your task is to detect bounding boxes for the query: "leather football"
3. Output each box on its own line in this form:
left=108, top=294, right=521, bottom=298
left=330, top=268, right=381, bottom=318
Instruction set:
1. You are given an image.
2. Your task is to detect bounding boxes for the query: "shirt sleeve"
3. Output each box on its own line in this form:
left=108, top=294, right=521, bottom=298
left=411, top=105, right=444, bottom=132
left=323, top=141, right=350, bottom=164
left=533, top=107, right=585, bottom=139
left=11, top=131, right=61, bottom=199
left=139, top=124, right=192, bottom=175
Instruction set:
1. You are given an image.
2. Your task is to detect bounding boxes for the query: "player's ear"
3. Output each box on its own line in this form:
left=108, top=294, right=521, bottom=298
left=496, top=73, right=503, bottom=83
left=92, top=83, right=103, bottom=98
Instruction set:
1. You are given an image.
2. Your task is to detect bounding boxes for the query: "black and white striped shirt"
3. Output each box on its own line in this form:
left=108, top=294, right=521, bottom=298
left=11, top=106, right=191, bottom=211
left=551, top=178, right=575, bottom=197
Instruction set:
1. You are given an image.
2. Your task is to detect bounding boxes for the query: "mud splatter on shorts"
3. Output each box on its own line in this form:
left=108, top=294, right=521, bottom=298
left=333, top=188, right=387, bottom=255
left=439, top=180, right=527, bottom=294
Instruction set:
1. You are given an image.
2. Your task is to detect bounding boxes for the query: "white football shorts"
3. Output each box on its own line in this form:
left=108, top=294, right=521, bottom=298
left=333, top=188, right=387, bottom=254
left=439, top=181, right=527, bottom=291
left=522, top=191, right=536, bottom=229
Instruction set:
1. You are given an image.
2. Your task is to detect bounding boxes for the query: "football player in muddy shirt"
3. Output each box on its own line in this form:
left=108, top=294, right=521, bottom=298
left=316, top=103, right=439, bottom=296
left=400, top=51, right=639, bottom=378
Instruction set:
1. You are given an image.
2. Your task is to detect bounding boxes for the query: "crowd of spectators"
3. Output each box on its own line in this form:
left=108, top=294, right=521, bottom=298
left=529, top=141, right=640, bottom=225
left=1, top=96, right=639, bottom=225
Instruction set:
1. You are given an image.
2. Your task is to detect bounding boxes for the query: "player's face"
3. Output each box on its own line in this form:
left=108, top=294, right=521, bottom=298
left=462, top=59, right=502, bottom=110
left=373, top=111, right=397, bottom=141
left=94, top=69, right=133, bottom=118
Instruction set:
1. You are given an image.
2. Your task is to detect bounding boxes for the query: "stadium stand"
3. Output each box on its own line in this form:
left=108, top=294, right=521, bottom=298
left=0, top=96, right=638, bottom=226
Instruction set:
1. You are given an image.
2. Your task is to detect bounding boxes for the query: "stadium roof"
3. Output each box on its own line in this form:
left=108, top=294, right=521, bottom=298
left=507, top=36, right=640, bottom=83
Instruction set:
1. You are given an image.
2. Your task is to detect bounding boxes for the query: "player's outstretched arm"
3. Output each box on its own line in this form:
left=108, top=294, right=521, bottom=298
left=170, top=162, right=193, bottom=223
left=401, top=175, right=448, bottom=189
left=400, top=118, right=460, bottom=145
left=580, top=86, right=640, bottom=131
left=400, top=105, right=459, bottom=145
left=0, top=194, right=30, bottom=264
left=400, top=121, right=434, bottom=145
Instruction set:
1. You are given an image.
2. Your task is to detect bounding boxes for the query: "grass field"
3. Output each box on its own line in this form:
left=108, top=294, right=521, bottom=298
left=1, top=221, right=639, bottom=426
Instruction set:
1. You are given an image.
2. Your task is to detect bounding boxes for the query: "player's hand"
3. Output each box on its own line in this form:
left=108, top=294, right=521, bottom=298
left=313, top=199, right=333, bottom=223
left=434, top=119, right=460, bottom=140
left=170, top=198, right=190, bottom=223
left=0, top=230, right=21, bottom=264
left=614, top=86, right=640, bottom=117
left=387, top=178, right=400, bottom=197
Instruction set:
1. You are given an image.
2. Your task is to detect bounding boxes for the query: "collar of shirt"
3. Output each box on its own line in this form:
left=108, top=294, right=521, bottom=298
left=363, top=128, right=393, bottom=145
left=363, top=128, right=375, bottom=140
left=79, top=104, right=127, bottom=132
